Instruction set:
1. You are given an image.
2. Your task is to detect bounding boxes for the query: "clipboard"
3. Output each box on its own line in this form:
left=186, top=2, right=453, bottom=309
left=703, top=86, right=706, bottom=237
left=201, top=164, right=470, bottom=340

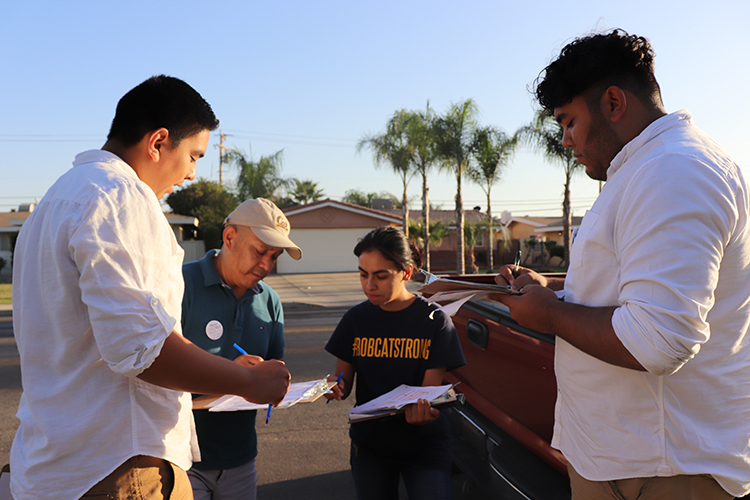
left=417, top=276, right=521, bottom=296
left=192, top=378, right=336, bottom=411
left=347, top=385, right=464, bottom=423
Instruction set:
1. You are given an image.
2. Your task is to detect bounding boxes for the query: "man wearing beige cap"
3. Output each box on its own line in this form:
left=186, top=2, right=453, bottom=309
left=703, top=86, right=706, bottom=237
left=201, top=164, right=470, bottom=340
left=180, top=198, right=302, bottom=500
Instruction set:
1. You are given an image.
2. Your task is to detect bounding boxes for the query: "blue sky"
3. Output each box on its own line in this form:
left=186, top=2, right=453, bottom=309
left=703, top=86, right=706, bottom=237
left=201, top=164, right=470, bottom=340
left=1, top=0, right=747, bottom=217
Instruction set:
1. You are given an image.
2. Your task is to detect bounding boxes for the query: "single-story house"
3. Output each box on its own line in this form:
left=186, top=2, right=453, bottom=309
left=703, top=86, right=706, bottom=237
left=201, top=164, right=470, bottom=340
left=379, top=206, right=507, bottom=271
left=281, top=200, right=508, bottom=273
left=504, top=214, right=583, bottom=245
left=502, top=214, right=582, bottom=266
left=0, top=204, right=202, bottom=278
left=279, top=199, right=402, bottom=273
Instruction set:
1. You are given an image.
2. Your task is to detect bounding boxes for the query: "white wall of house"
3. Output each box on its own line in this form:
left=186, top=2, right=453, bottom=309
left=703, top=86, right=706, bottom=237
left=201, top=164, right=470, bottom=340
left=276, top=227, right=371, bottom=273
left=180, top=240, right=206, bottom=264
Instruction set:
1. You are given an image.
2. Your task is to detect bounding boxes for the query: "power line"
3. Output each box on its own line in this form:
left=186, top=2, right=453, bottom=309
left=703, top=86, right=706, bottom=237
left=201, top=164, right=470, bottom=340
left=221, top=129, right=357, bottom=149
left=0, top=134, right=102, bottom=143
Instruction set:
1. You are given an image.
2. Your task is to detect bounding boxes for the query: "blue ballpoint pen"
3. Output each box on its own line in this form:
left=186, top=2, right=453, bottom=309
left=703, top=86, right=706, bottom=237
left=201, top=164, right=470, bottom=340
left=327, top=372, right=344, bottom=404
left=233, top=343, right=248, bottom=356
left=234, top=343, right=273, bottom=424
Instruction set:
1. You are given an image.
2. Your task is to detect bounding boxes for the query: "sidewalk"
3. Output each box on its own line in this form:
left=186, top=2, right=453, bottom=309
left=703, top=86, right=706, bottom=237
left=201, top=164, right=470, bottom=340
left=263, top=272, right=423, bottom=309
left=0, top=272, right=422, bottom=315
left=263, top=272, right=365, bottom=309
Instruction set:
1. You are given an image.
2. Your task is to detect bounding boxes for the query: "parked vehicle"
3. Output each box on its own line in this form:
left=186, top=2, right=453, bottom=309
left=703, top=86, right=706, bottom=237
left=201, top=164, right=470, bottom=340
left=441, top=274, right=571, bottom=499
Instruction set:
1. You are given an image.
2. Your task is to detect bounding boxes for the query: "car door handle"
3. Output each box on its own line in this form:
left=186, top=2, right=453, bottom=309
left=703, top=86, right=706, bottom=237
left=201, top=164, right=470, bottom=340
left=467, top=319, right=489, bottom=349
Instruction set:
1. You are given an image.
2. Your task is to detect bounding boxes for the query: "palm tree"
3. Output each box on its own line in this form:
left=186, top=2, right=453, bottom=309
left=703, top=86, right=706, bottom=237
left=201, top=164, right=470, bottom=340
left=514, top=110, right=582, bottom=266
left=357, top=111, right=414, bottom=236
left=408, top=219, right=450, bottom=252
left=468, top=126, right=517, bottom=272
left=434, top=99, right=479, bottom=274
left=463, top=219, right=486, bottom=274
left=290, top=179, right=325, bottom=205
left=226, top=147, right=289, bottom=202
left=403, top=105, right=440, bottom=271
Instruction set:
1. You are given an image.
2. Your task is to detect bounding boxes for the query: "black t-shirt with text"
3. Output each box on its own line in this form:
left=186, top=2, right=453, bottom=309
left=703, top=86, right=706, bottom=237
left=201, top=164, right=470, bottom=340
left=325, top=296, right=465, bottom=468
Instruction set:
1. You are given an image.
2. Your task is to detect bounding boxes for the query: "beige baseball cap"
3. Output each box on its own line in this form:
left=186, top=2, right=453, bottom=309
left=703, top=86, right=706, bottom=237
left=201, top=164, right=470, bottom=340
left=224, top=198, right=302, bottom=260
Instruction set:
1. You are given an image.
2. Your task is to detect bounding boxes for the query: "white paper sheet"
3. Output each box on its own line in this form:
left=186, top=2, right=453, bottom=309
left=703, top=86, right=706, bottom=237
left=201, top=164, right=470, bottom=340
left=207, top=378, right=331, bottom=412
left=347, top=384, right=454, bottom=415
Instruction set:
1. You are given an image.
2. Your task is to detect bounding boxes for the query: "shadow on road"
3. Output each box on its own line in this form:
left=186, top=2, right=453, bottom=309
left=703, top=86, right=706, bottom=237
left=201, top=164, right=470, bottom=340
left=258, top=470, right=355, bottom=499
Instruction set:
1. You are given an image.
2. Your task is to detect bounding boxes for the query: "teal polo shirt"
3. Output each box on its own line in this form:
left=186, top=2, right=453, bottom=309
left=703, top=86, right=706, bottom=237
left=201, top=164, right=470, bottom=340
left=181, top=249, right=285, bottom=470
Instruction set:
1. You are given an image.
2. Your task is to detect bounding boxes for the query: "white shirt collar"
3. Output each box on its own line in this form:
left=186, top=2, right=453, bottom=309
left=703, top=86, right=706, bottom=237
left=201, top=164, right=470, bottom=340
left=607, top=110, right=693, bottom=180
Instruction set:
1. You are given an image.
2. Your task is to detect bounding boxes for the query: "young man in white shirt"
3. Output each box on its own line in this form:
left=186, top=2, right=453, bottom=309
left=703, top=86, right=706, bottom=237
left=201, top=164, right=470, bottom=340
left=496, top=30, right=750, bottom=499
left=11, top=75, right=291, bottom=500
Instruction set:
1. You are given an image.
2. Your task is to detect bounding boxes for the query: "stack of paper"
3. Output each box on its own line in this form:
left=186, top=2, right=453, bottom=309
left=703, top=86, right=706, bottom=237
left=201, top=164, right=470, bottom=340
left=346, top=384, right=463, bottom=423
left=417, top=275, right=522, bottom=316
left=193, top=377, right=334, bottom=412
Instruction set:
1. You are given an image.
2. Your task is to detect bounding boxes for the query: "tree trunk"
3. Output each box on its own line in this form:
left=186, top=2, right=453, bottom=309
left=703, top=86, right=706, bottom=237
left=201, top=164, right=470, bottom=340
left=562, top=172, right=572, bottom=268
left=402, top=184, right=409, bottom=238
left=422, top=170, right=430, bottom=272
left=486, top=191, right=493, bottom=273
left=455, top=174, right=465, bottom=275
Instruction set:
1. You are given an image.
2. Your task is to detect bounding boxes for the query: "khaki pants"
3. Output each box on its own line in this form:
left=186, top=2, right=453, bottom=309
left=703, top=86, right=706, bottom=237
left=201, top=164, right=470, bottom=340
left=81, top=455, right=193, bottom=500
left=568, top=463, right=733, bottom=500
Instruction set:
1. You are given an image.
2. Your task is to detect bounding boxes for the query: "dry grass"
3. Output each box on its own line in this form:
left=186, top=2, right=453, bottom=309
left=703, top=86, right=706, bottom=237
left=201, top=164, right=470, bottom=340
left=0, top=284, right=11, bottom=305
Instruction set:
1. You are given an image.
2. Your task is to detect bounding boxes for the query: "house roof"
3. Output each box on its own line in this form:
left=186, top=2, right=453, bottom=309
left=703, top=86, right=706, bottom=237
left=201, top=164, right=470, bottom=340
left=284, top=198, right=403, bottom=224
left=533, top=216, right=584, bottom=233
left=379, top=207, right=500, bottom=227
left=0, top=209, right=198, bottom=233
left=506, top=215, right=560, bottom=228
left=505, top=215, right=583, bottom=231
left=0, top=211, right=29, bottom=233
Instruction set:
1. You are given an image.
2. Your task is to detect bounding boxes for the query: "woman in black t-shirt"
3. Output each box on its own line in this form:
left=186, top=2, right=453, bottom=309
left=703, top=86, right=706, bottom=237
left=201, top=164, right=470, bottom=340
left=325, top=226, right=465, bottom=500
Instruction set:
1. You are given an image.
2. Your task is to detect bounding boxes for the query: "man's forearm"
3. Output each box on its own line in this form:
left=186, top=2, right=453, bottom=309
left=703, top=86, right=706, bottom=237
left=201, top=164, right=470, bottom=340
left=545, top=275, right=566, bottom=291
left=500, top=287, right=645, bottom=371
left=547, top=300, right=645, bottom=371
left=138, top=331, right=290, bottom=404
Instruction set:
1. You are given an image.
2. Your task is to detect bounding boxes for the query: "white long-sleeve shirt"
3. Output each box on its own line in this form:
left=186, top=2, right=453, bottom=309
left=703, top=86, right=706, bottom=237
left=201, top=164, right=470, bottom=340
left=11, top=150, right=193, bottom=500
left=556, top=111, right=750, bottom=497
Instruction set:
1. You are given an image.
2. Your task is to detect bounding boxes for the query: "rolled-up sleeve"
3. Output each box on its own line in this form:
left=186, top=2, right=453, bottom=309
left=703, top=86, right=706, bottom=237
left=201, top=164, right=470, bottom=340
left=612, top=154, right=735, bottom=375
left=71, top=182, right=181, bottom=377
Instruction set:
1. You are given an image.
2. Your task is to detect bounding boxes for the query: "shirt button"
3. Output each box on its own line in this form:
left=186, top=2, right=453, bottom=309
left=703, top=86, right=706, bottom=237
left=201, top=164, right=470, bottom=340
left=151, top=297, right=159, bottom=307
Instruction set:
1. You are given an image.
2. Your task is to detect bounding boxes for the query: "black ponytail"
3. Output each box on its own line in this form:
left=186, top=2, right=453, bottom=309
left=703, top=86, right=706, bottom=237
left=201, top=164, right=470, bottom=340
left=354, top=226, right=422, bottom=274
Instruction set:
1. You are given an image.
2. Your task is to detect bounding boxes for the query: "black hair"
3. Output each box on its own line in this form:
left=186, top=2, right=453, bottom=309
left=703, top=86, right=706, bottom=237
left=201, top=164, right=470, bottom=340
left=107, top=75, right=219, bottom=148
left=354, top=226, right=422, bottom=273
left=534, top=29, right=663, bottom=112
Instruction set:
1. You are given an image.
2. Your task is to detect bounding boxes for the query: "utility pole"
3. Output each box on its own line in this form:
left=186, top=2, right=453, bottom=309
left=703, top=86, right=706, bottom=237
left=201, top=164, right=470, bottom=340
left=216, top=132, right=229, bottom=186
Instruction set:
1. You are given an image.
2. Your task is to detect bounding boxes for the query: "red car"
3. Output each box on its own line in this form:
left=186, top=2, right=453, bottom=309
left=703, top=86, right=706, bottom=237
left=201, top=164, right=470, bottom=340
left=440, top=274, right=570, bottom=499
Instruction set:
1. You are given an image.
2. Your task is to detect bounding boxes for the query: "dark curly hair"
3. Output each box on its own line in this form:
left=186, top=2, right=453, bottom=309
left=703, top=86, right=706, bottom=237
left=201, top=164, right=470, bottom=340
left=534, top=29, right=663, bottom=112
left=354, top=226, right=422, bottom=273
left=107, top=75, right=219, bottom=148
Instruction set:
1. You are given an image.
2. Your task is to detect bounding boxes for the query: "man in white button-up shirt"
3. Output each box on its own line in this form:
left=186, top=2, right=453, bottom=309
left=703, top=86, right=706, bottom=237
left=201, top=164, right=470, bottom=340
left=10, top=76, right=291, bottom=500
left=496, top=30, right=750, bottom=499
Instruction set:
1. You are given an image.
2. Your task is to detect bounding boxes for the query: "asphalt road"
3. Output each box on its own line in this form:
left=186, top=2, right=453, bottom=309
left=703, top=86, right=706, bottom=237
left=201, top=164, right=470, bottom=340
left=0, top=306, right=489, bottom=499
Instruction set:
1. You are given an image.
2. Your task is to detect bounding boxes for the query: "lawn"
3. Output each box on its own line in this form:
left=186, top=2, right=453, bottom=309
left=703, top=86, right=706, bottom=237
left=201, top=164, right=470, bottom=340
left=0, top=284, right=11, bottom=305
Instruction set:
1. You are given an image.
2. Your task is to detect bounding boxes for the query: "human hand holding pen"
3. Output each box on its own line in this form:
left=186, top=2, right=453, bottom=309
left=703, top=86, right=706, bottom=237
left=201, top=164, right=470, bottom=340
left=495, top=264, right=548, bottom=291
left=233, top=343, right=290, bottom=407
left=326, top=372, right=344, bottom=404
left=325, top=372, right=345, bottom=402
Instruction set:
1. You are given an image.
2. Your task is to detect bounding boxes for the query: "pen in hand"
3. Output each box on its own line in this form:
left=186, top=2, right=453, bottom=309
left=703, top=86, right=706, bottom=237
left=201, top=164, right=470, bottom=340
left=235, top=343, right=273, bottom=424
left=512, top=251, right=522, bottom=278
left=327, top=372, right=344, bottom=404
left=233, top=343, right=249, bottom=356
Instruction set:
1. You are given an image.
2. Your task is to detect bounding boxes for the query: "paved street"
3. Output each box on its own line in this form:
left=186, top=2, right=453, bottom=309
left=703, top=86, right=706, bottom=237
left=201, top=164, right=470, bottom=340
left=0, top=274, right=488, bottom=498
